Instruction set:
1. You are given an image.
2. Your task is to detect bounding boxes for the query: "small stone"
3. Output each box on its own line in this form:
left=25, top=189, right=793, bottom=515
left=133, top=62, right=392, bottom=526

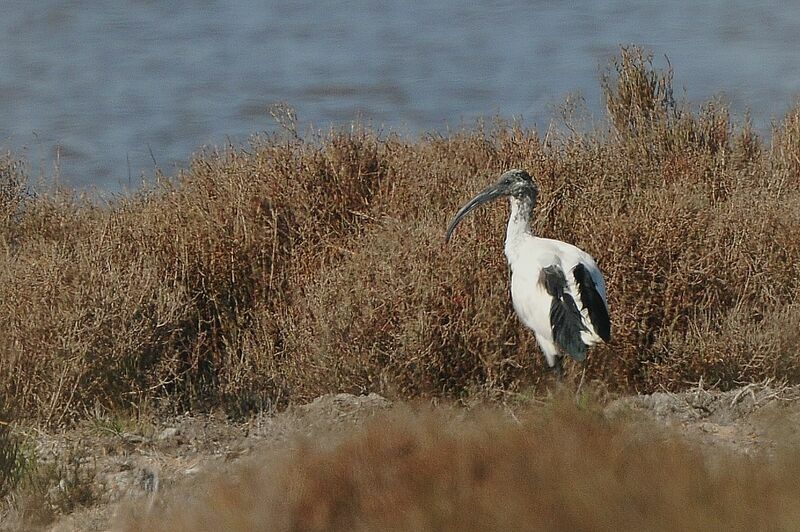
left=121, top=432, right=146, bottom=444
left=158, top=427, right=180, bottom=441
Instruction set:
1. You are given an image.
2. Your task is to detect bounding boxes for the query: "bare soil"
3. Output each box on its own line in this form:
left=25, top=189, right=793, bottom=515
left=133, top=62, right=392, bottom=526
left=605, top=382, right=800, bottom=456
left=9, top=384, right=800, bottom=531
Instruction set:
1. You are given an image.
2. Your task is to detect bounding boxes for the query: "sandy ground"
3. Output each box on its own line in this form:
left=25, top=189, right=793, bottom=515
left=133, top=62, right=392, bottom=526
left=7, top=383, right=800, bottom=531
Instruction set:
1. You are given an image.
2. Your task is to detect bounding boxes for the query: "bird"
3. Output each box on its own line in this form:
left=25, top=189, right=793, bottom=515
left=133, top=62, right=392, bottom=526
left=445, top=169, right=611, bottom=378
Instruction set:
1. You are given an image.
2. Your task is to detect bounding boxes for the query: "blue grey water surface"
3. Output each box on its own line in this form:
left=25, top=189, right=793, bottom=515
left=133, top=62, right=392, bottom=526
left=1, top=1, right=799, bottom=191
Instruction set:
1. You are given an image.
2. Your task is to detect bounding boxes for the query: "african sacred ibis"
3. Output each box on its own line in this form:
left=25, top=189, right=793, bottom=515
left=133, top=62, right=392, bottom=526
left=445, top=169, right=611, bottom=377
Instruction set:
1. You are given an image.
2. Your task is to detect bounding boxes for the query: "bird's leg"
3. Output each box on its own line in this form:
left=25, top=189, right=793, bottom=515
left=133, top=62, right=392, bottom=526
left=551, top=356, right=564, bottom=380
left=576, top=364, right=587, bottom=397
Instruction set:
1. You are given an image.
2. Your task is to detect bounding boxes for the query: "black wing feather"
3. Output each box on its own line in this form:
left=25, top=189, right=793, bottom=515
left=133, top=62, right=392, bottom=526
left=541, top=265, right=587, bottom=362
left=573, top=263, right=611, bottom=342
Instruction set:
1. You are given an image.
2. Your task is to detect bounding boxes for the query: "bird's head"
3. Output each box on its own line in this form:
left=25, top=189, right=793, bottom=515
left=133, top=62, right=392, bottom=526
left=445, top=169, right=538, bottom=243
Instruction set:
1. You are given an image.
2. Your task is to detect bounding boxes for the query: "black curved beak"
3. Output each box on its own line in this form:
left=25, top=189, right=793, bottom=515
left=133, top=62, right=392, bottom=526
left=445, top=183, right=507, bottom=243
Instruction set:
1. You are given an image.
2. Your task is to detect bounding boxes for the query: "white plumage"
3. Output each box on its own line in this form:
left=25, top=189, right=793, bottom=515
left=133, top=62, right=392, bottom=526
left=446, top=169, right=611, bottom=376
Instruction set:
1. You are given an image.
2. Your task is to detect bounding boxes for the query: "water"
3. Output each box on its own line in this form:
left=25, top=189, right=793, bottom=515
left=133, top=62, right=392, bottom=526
left=2, top=1, right=799, bottom=191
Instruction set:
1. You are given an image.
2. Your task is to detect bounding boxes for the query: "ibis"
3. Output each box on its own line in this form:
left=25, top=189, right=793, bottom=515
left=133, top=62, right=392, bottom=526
left=445, top=169, right=611, bottom=377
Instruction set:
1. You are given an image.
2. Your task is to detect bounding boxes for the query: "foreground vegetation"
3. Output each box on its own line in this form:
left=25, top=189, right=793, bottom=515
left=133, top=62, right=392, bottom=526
left=2, top=44, right=800, bottom=527
left=121, top=393, right=800, bottom=531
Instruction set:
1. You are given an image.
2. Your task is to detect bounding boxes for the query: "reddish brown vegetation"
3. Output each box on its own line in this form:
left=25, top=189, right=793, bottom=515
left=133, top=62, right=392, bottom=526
left=1, top=47, right=800, bottom=426
left=120, top=399, right=800, bottom=531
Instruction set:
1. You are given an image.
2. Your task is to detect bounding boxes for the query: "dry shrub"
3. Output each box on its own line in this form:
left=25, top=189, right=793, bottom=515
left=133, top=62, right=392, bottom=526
left=0, top=155, right=26, bottom=243
left=0, top=399, right=24, bottom=501
left=771, top=101, right=800, bottom=189
left=655, top=304, right=800, bottom=387
left=2, top=46, right=800, bottom=423
left=281, top=127, right=546, bottom=401
left=602, top=45, right=677, bottom=138
left=602, top=47, right=731, bottom=163
left=0, top=129, right=389, bottom=422
left=283, top=215, right=538, bottom=401
left=120, top=400, right=800, bottom=531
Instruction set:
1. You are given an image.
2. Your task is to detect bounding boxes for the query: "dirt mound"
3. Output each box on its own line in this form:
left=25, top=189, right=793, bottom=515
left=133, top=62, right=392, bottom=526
left=606, top=382, right=800, bottom=455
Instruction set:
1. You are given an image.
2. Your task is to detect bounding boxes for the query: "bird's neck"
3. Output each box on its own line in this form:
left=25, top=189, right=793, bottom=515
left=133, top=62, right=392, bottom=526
left=504, top=196, right=534, bottom=261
